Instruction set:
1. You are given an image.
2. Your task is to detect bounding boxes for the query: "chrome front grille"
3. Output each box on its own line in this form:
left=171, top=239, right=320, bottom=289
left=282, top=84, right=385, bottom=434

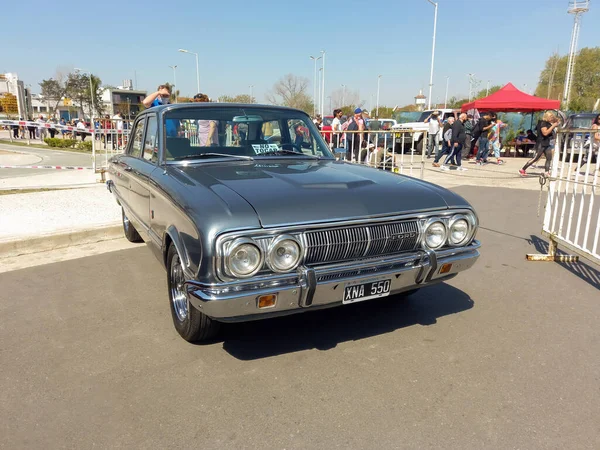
left=304, top=220, right=420, bottom=265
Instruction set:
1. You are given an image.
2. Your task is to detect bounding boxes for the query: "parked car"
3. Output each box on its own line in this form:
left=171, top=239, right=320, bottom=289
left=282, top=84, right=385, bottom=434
left=563, top=113, right=598, bottom=154
left=106, top=103, right=481, bottom=342
left=391, top=109, right=460, bottom=152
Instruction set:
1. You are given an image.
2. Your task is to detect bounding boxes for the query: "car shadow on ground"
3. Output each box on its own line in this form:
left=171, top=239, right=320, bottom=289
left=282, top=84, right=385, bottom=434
left=218, top=283, right=473, bottom=360
left=527, top=234, right=600, bottom=290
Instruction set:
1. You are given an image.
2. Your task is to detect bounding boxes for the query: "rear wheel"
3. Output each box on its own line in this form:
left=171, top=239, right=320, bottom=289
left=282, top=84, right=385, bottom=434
left=122, top=208, right=142, bottom=242
left=167, top=243, right=219, bottom=342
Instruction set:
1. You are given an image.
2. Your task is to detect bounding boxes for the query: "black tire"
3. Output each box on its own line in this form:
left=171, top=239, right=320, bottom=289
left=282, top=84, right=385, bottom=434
left=122, top=208, right=143, bottom=243
left=166, top=243, right=220, bottom=342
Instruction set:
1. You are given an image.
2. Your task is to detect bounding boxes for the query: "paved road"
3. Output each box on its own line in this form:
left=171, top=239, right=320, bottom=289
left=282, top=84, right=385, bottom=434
left=0, top=141, right=108, bottom=179
left=1, top=186, right=599, bottom=449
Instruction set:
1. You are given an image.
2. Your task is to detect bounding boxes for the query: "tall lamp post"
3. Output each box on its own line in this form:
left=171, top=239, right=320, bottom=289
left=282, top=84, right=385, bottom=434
left=318, top=68, right=323, bottom=116
left=444, top=76, right=449, bottom=108
left=425, top=0, right=438, bottom=110
left=178, top=49, right=200, bottom=93
left=310, top=55, right=322, bottom=117
left=468, top=73, right=475, bottom=101
left=249, top=85, right=254, bottom=102
left=376, top=75, right=382, bottom=118
left=320, top=50, right=326, bottom=117
left=486, top=79, right=490, bottom=96
left=341, top=84, right=346, bottom=107
left=168, top=65, right=178, bottom=103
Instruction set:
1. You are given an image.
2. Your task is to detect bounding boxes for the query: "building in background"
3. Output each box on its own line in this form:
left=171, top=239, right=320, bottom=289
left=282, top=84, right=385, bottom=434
left=0, top=73, right=31, bottom=118
left=101, top=80, right=146, bottom=119
left=414, top=90, right=427, bottom=112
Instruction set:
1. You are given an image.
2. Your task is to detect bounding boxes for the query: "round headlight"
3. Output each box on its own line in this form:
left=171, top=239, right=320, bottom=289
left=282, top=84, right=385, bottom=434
left=267, top=235, right=302, bottom=273
left=424, top=220, right=447, bottom=249
left=226, top=239, right=263, bottom=278
left=449, top=218, right=470, bottom=245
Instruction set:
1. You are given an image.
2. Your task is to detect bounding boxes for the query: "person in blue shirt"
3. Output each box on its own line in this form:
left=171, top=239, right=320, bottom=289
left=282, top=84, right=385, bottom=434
left=142, top=84, right=178, bottom=137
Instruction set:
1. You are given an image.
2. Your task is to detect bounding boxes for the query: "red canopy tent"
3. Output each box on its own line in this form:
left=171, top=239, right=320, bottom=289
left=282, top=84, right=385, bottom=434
left=461, top=83, right=560, bottom=112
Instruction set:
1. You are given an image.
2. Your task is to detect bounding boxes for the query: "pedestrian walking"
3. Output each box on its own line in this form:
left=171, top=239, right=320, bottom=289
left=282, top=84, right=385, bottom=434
left=432, top=116, right=455, bottom=167
left=519, top=111, right=560, bottom=177
left=488, top=116, right=507, bottom=164
left=441, top=113, right=468, bottom=171
left=473, top=112, right=494, bottom=164
left=462, top=114, right=474, bottom=160
left=424, top=110, right=441, bottom=158
left=343, top=108, right=367, bottom=162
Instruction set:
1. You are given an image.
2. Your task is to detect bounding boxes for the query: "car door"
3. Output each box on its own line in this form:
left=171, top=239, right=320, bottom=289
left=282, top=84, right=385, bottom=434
left=126, top=114, right=159, bottom=238
left=112, top=117, right=145, bottom=211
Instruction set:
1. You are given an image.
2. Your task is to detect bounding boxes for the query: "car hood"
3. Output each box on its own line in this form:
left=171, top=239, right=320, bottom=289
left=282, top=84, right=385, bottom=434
left=175, top=160, right=470, bottom=228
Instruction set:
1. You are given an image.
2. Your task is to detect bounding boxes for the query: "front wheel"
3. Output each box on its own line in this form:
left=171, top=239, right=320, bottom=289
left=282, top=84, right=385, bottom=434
left=122, top=208, right=142, bottom=243
left=167, top=244, right=220, bottom=342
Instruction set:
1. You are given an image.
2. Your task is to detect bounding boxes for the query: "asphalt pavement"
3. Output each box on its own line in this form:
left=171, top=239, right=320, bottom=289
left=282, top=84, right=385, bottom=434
left=1, top=186, right=599, bottom=449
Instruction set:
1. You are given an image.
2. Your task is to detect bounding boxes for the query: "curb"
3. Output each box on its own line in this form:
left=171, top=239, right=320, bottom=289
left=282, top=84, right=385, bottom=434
left=0, top=224, right=123, bottom=258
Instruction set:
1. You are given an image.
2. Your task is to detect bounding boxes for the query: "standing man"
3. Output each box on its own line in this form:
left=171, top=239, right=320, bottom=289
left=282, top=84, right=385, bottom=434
left=345, top=108, right=367, bottom=162
left=443, top=113, right=468, bottom=171
left=462, top=114, right=474, bottom=160
left=474, top=111, right=495, bottom=165
left=424, top=111, right=441, bottom=158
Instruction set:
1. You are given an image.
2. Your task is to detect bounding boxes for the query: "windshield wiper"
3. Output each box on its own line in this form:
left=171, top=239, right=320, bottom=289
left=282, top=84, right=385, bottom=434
left=259, top=149, right=321, bottom=159
left=173, top=153, right=254, bottom=161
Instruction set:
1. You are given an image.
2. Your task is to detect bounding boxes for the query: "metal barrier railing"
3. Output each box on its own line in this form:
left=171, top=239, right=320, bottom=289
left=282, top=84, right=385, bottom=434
left=320, top=129, right=427, bottom=179
left=527, top=128, right=599, bottom=264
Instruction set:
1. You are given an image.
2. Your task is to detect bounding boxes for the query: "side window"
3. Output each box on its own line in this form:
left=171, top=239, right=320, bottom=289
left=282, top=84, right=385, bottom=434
left=128, top=119, right=145, bottom=158
left=143, top=116, right=158, bottom=162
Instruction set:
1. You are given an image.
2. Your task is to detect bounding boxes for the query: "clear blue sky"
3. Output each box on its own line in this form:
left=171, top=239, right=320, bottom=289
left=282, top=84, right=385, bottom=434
left=3, top=0, right=598, bottom=110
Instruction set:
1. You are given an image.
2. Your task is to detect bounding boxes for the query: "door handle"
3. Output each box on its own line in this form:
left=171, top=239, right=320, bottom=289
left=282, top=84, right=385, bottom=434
left=124, top=166, right=132, bottom=172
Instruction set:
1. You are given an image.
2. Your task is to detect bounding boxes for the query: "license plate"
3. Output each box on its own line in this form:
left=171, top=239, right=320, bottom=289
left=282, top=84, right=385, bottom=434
left=343, top=279, right=391, bottom=304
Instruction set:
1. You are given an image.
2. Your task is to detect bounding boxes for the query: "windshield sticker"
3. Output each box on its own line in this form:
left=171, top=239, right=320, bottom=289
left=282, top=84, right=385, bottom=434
left=252, top=143, right=280, bottom=154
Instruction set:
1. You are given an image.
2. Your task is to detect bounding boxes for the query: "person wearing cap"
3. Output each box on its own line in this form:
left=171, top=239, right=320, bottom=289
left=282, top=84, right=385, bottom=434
left=424, top=111, right=441, bottom=158
left=344, top=108, right=367, bottom=162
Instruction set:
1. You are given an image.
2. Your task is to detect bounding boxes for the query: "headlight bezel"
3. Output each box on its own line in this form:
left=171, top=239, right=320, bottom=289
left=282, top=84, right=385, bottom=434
left=266, top=234, right=304, bottom=273
left=224, top=237, right=264, bottom=279
left=448, top=214, right=471, bottom=246
left=422, top=218, right=448, bottom=249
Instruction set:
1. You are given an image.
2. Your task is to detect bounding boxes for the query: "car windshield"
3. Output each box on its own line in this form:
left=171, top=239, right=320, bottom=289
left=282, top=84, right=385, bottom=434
left=417, top=111, right=435, bottom=122
left=569, top=117, right=594, bottom=129
left=162, top=106, right=334, bottom=162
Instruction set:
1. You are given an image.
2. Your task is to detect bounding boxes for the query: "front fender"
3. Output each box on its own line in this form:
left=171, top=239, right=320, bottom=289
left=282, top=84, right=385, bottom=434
left=163, top=225, right=198, bottom=279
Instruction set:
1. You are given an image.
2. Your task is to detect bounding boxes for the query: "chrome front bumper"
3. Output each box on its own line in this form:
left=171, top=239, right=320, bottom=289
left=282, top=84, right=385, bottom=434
left=186, top=241, right=480, bottom=322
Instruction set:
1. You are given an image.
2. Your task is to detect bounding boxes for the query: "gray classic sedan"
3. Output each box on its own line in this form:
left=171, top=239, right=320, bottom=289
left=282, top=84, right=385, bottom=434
left=106, top=104, right=480, bottom=342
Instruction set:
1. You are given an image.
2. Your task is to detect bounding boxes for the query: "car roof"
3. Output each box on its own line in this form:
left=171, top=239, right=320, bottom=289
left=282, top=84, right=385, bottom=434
left=139, top=103, right=306, bottom=117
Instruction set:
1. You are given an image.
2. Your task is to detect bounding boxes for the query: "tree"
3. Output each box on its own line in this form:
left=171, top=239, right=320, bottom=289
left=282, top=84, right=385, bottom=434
left=535, top=47, right=600, bottom=111
left=218, top=94, right=255, bottom=104
left=266, top=74, right=314, bottom=114
left=39, top=76, right=68, bottom=116
left=65, top=72, right=103, bottom=119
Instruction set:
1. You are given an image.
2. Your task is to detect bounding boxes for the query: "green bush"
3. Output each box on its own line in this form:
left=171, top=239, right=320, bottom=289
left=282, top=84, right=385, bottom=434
left=44, top=138, right=77, bottom=148
left=77, top=140, right=92, bottom=151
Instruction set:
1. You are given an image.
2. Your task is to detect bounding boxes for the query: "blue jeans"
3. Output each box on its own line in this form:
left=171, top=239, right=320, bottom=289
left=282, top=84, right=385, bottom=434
left=434, top=142, right=451, bottom=163
left=445, top=143, right=463, bottom=166
left=476, top=137, right=489, bottom=161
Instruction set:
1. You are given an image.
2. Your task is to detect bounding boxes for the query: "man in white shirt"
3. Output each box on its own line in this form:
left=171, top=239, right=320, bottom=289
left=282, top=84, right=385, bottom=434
left=331, top=108, right=343, bottom=148
left=424, top=111, right=441, bottom=158
left=76, top=119, right=87, bottom=141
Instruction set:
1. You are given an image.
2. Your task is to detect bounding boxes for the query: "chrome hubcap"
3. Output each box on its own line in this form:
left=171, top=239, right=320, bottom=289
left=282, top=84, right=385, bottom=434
left=170, top=253, right=188, bottom=322
left=123, top=211, right=130, bottom=231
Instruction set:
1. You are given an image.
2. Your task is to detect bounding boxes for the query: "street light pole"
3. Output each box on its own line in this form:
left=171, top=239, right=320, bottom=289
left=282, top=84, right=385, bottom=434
left=178, top=49, right=200, bottom=93
left=341, top=84, right=346, bottom=107
left=309, top=55, right=322, bottom=117
left=444, top=76, right=449, bottom=108
left=486, top=80, right=490, bottom=96
left=425, top=0, right=438, bottom=110
left=249, top=85, right=254, bottom=102
left=376, top=75, right=382, bottom=118
left=468, top=73, right=475, bottom=102
left=318, top=68, right=322, bottom=115
left=168, top=65, right=178, bottom=103
left=321, top=50, right=326, bottom=117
